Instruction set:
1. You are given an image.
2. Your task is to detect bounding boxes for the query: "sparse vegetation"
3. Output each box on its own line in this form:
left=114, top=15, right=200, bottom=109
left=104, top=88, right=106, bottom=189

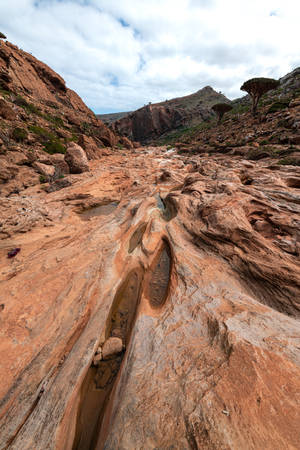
left=28, top=125, right=55, bottom=140
left=267, top=100, right=290, bottom=114
left=43, top=113, right=64, bottom=127
left=277, top=157, right=300, bottom=166
left=241, top=78, right=280, bottom=116
left=43, top=140, right=66, bottom=154
left=12, top=127, right=28, bottom=142
left=14, top=95, right=42, bottom=115
left=28, top=125, right=65, bottom=154
left=212, top=103, right=233, bottom=124
left=39, top=175, right=47, bottom=183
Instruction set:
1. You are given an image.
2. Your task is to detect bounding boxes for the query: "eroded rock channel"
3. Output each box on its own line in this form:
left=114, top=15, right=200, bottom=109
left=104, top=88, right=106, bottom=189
left=72, top=270, right=143, bottom=450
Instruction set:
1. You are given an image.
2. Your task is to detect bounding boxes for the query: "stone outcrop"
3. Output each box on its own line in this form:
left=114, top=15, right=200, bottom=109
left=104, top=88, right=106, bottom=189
left=110, top=86, right=229, bottom=143
left=0, top=142, right=299, bottom=449
left=64, top=143, right=89, bottom=173
left=0, top=40, right=131, bottom=196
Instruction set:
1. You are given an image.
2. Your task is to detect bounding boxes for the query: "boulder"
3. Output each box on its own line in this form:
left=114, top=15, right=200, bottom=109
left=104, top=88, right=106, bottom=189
left=78, top=134, right=103, bottom=160
left=50, top=153, right=70, bottom=174
left=102, top=337, right=123, bottom=360
left=33, top=162, right=55, bottom=178
left=64, top=143, right=89, bottom=174
left=119, top=136, right=133, bottom=149
left=0, top=98, right=16, bottom=120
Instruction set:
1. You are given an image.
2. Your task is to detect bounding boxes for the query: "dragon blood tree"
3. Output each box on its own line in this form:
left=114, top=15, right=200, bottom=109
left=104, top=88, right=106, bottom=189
left=212, top=103, right=233, bottom=124
left=0, top=32, right=6, bottom=39
left=241, top=77, right=280, bottom=116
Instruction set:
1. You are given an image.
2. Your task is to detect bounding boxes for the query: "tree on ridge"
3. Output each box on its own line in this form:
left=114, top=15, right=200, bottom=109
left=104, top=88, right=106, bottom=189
left=241, top=77, right=280, bottom=116
left=212, top=103, right=233, bottom=124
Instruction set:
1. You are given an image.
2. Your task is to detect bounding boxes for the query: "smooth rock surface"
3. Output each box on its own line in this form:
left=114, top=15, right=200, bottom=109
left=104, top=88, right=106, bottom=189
left=0, top=146, right=299, bottom=450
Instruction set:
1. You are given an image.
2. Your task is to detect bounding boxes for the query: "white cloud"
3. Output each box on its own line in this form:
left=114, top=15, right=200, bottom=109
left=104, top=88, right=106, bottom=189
left=0, top=0, right=299, bottom=113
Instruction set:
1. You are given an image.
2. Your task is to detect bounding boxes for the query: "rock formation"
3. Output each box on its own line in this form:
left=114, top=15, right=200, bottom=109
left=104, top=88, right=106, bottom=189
left=0, top=40, right=127, bottom=196
left=0, top=42, right=300, bottom=450
left=108, top=86, right=229, bottom=143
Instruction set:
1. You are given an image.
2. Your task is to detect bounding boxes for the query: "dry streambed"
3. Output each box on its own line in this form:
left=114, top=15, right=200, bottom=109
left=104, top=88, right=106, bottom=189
left=0, top=147, right=299, bottom=449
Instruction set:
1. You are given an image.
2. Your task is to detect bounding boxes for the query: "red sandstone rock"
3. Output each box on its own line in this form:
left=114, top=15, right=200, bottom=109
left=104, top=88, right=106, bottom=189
left=32, top=161, right=55, bottom=178
left=0, top=97, right=16, bottom=120
left=102, top=337, right=123, bottom=359
left=0, top=146, right=299, bottom=449
left=64, top=143, right=89, bottom=173
left=1, top=41, right=300, bottom=450
left=78, top=134, right=103, bottom=159
left=0, top=40, right=123, bottom=195
left=119, top=136, right=133, bottom=149
left=50, top=153, right=70, bottom=175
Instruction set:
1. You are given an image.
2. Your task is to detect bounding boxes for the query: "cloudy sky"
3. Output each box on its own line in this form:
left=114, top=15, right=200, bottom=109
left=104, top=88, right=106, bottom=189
left=0, top=0, right=299, bottom=113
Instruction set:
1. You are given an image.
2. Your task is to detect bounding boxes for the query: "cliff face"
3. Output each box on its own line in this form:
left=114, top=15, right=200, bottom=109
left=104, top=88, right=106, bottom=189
left=0, top=41, right=130, bottom=196
left=110, top=86, right=229, bottom=143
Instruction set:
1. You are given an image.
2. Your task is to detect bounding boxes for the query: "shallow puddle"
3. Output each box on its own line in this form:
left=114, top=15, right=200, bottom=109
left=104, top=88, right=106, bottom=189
left=149, top=241, right=171, bottom=307
left=79, top=202, right=119, bottom=220
left=72, top=269, right=143, bottom=450
left=156, top=194, right=177, bottom=221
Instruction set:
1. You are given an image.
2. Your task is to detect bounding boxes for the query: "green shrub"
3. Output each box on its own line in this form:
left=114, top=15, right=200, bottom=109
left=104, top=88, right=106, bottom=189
left=14, top=96, right=41, bottom=115
left=0, top=87, right=10, bottom=97
left=12, top=127, right=28, bottom=142
left=43, top=140, right=66, bottom=154
left=277, top=157, right=300, bottom=166
left=28, top=125, right=55, bottom=140
left=43, top=113, right=64, bottom=127
left=25, top=102, right=41, bottom=115
left=39, top=175, right=47, bottom=183
left=267, top=100, right=289, bottom=114
left=14, top=95, right=28, bottom=107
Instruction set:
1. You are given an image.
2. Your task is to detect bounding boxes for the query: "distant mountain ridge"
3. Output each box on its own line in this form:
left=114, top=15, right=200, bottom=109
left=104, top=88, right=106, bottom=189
left=98, top=111, right=132, bottom=125
left=101, top=86, right=230, bottom=143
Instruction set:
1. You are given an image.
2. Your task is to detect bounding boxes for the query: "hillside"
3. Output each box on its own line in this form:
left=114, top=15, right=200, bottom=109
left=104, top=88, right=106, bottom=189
left=159, top=67, right=300, bottom=168
left=0, top=40, right=133, bottom=196
left=110, top=86, right=230, bottom=143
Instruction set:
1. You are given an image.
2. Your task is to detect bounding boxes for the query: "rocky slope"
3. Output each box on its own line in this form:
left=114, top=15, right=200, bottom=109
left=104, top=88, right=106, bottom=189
left=110, top=86, right=229, bottom=143
left=0, top=40, right=133, bottom=196
left=0, top=43, right=300, bottom=450
left=160, top=68, right=300, bottom=168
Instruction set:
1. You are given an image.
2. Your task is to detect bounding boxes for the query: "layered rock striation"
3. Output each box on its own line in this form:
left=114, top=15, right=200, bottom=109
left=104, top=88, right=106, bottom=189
left=0, top=142, right=299, bottom=449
